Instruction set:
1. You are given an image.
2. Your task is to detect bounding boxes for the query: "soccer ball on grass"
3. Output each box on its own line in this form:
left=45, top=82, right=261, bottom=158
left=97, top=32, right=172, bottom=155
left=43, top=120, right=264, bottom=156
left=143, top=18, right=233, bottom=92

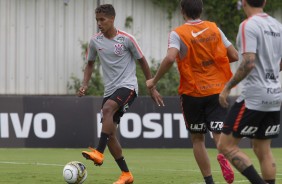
left=63, top=161, right=87, bottom=184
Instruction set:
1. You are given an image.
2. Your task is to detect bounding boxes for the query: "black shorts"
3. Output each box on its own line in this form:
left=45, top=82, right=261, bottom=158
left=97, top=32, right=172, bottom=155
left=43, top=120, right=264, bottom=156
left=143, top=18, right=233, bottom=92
left=181, top=94, right=227, bottom=134
left=101, top=87, right=137, bottom=124
left=222, top=100, right=280, bottom=139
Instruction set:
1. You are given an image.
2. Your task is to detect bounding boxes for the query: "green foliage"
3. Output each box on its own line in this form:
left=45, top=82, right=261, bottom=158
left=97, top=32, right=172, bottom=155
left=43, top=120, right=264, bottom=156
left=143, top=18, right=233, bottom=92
left=84, top=62, right=104, bottom=96
left=203, top=0, right=282, bottom=44
left=125, top=16, right=133, bottom=28
left=203, top=0, right=244, bottom=44
left=264, top=0, right=282, bottom=12
left=151, top=0, right=281, bottom=44
left=136, top=60, right=179, bottom=96
left=150, top=62, right=179, bottom=96
left=135, top=63, right=148, bottom=96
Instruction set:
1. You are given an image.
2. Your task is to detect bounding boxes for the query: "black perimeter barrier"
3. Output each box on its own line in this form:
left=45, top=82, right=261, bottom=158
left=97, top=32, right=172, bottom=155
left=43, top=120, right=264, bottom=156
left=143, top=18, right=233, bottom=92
left=0, top=96, right=281, bottom=148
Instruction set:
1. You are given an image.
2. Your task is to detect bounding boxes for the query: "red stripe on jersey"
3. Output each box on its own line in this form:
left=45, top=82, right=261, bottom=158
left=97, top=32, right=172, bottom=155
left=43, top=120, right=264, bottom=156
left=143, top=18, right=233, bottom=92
left=241, top=20, right=248, bottom=53
left=240, top=14, right=267, bottom=53
left=168, top=32, right=171, bottom=48
left=255, top=13, right=268, bottom=18
left=118, top=30, right=143, bottom=57
left=92, top=32, right=102, bottom=38
left=233, top=103, right=246, bottom=132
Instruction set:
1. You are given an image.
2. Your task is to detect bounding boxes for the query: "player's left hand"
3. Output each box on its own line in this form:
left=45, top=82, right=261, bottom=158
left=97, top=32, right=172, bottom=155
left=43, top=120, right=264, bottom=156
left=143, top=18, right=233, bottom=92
left=219, top=87, right=231, bottom=108
left=146, top=79, right=155, bottom=89
left=149, top=88, right=165, bottom=107
left=77, top=86, right=88, bottom=97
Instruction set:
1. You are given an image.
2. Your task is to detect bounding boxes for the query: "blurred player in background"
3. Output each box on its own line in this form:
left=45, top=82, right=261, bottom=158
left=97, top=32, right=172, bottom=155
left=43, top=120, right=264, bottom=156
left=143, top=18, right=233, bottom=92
left=78, top=4, right=163, bottom=184
left=146, top=0, right=238, bottom=183
left=218, top=0, right=282, bottom=184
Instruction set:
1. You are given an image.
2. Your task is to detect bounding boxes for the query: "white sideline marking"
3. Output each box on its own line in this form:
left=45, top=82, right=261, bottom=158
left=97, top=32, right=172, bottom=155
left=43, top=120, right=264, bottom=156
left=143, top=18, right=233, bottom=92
left=0, top=161, right=64, bottom=167
left=1, top=161, right=282, bottom=176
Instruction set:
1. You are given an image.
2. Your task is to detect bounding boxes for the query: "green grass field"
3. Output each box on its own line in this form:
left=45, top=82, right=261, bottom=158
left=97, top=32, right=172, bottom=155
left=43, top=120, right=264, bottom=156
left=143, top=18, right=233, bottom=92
left=0, top=148, right=281, bottom=184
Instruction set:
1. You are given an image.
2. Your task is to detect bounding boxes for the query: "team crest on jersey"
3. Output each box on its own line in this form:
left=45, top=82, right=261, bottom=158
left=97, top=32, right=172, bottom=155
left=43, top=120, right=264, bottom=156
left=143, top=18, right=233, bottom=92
left=114, top=43, right=124, bottom=56
left=116, top=36, right=125, bottom=43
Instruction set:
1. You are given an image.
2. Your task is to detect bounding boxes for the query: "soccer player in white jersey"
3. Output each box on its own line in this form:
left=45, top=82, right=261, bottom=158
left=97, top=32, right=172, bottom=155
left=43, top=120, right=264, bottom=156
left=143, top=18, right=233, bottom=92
left=77, top=4, right=164, bottom=184
left=218, top=0, right=282, bottom=183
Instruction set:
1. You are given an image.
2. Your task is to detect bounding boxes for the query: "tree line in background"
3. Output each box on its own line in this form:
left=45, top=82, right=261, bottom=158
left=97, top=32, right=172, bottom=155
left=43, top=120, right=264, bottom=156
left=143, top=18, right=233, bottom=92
left=68, top=0, right=281, bottom=96
left=204, top=0, right=281, bottom=45
left=151, top=0, right=281, bottom=44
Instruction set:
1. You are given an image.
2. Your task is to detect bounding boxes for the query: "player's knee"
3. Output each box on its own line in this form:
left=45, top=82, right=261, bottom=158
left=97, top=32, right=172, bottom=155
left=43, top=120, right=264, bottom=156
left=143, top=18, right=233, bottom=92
left=102, top=105, right=115, bottom=117
left=217, top=142, right=225, bottom=153
left=217, top=141, right=231, bottom=155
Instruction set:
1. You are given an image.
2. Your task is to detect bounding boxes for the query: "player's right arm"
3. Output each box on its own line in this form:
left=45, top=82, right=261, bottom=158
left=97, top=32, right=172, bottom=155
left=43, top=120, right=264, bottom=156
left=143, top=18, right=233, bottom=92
left=77, top=39, right=97, bottom=97
left=226, top=45, right=238, bottom=63
left=146, top=48, right=178, bottom=89
left=77, top=61, right=95, bottom=97
left=218, top=28, right=238, bottom=62
left=146, top=31, right=179, bottom=89
left=219, top=52, right=256, bottom=108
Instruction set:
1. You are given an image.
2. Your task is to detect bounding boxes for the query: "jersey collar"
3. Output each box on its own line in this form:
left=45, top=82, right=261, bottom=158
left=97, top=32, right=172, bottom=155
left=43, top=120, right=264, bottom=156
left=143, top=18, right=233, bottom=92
left=251, top=12, right=268, bottom=18
left=185, top=19, right=203, bottom=25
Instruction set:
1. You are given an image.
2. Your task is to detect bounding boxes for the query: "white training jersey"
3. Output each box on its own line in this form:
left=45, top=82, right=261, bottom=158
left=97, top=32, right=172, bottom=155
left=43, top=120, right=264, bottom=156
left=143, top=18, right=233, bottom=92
left=87, top=30, right=143, bottom=97
left=236, top=13, right=282, bottom=111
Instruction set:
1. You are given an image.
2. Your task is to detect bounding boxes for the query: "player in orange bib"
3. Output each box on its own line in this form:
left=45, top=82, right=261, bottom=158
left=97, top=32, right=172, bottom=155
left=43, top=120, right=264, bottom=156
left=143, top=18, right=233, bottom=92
left=146, top=0, right=238, bottom=183
left=175, top=21, right=233, bottom=97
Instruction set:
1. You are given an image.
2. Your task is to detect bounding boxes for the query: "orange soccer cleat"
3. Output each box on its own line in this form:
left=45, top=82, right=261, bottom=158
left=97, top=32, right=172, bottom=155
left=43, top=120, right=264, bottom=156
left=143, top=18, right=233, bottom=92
left=82, top=147, right=104, bottom=166
left=113, top=171, right=134, bottom=184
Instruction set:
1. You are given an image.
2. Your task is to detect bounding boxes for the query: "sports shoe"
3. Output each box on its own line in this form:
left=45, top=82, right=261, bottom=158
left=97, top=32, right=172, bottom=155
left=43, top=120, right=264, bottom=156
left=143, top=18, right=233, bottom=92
left=82, top=147, right=104, bottom=166
left=113, top=171, right=134, bottom=184
left=217, top=153, right=234, bottom=183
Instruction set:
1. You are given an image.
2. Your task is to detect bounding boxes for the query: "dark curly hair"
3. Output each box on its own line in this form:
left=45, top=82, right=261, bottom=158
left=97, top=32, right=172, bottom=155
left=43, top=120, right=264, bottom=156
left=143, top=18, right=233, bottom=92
left=180, top=0, right=203, bottom=20
left=246, top=0, right=265, bottom=7
left=95, top=4, right=116, bottom=17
